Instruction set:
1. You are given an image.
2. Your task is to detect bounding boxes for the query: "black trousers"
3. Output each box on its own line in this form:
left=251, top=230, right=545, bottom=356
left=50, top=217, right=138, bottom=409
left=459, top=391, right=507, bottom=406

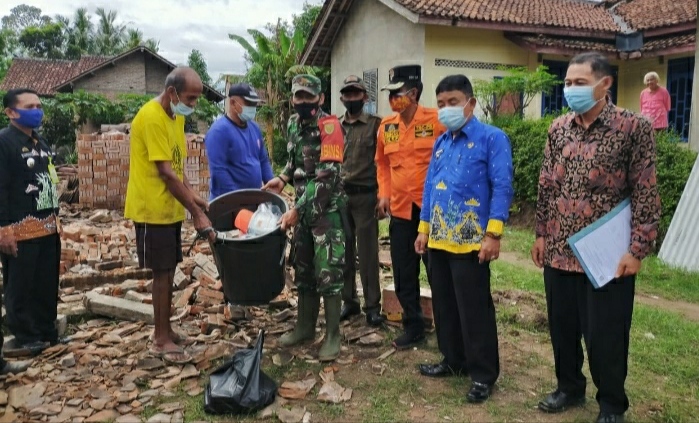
left=544, top=267, right=635, bottom=414
left=342, top=191, right=381, bottom=312
left=429, top=249, right=500, bottom=385
left=1, top=233, right=60, bottom=345
left=389, top=204, right=427, bottom=335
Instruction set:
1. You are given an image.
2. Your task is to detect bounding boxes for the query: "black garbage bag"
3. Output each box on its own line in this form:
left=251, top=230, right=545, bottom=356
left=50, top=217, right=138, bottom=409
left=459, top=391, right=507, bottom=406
left=204, top=330, right=277, bottom=414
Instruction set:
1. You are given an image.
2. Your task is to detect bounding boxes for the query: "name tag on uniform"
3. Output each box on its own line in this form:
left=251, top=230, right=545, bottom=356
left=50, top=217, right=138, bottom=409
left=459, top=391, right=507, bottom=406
left=415, top=124, right=434, bottom=138
left=48, top=157, right=59, bottom=184
left=384, top=124, right=399, bottom=144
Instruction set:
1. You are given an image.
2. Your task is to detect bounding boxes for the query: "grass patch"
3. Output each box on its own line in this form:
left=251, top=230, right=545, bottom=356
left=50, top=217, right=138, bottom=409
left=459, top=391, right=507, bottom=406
left=359, top=371, right=422, bottom=423
left=492, top=260, right=543, bottom=293
left=502, top=226, right=699, bottom=305
left=635, top=256, right=699, bottom=303
left=502, top=226, right=536, bottom=258
left=378, top=219, right=389, bottom=239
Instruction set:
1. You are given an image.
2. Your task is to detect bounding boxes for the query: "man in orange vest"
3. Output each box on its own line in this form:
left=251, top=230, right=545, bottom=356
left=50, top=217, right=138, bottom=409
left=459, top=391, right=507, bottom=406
left=375, top=65, right=446, bottom=349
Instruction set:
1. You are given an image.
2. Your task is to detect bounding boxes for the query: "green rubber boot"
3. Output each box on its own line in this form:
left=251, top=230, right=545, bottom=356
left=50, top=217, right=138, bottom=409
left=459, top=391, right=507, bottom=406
left=279, top=291, right=320, bottom=347
left=319, top=295, right=342, bottom=362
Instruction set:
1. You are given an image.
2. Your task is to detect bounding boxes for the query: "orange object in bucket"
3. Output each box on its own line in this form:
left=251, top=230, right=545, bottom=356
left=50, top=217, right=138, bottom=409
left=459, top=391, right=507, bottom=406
left=234, top=209, right=254, bottom=233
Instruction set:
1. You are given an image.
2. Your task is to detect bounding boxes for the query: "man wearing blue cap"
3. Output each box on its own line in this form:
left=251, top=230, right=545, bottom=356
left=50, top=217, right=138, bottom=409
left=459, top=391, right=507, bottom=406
left=205, top=83, right=273, bottom=200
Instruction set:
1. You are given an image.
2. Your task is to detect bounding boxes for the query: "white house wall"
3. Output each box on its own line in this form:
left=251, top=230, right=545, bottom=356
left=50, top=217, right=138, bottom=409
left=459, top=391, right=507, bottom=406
left=330, top=0, right=426, bottom=117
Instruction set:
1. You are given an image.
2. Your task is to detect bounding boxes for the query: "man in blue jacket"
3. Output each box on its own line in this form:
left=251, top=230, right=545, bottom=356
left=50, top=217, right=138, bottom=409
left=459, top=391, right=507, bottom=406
left=415, top=74, right=513, bottom=404
left=205, top=83, right=273, bottom=200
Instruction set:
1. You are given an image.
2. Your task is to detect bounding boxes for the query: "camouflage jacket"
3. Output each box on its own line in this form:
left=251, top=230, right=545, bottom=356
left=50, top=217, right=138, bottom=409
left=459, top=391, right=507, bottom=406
left=281, top=111, right=347, bottom=222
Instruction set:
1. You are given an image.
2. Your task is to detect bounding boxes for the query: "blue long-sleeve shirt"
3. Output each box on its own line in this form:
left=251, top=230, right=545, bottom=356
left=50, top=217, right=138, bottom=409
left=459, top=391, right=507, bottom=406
left=205, top=116, right=274, bottom=200
left=418, top=117, right=514, bottom=253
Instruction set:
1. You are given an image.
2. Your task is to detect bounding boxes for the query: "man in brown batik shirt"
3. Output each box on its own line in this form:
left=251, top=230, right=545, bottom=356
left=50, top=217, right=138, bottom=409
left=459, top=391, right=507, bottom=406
left=532, top=52, right=660, bottom=423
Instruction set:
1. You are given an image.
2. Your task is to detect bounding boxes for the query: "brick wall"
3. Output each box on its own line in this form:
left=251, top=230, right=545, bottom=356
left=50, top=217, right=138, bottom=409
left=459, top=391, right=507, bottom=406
left=74, top=54, right=146, bottom=99
left=77, top=132, right=210, bottom=210
left=145, top=56, right=171, bottom=95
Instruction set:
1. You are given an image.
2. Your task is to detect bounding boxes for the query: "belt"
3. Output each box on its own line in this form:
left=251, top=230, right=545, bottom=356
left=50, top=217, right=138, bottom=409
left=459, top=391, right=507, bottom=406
left=0, top=215, right=60, bottom=242
left=344, top=184, right=377, bottom=195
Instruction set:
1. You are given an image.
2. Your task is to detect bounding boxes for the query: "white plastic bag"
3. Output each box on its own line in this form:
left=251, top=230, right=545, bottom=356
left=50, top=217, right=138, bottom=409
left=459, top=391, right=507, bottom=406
left=247, top=202, right=282, bottom=236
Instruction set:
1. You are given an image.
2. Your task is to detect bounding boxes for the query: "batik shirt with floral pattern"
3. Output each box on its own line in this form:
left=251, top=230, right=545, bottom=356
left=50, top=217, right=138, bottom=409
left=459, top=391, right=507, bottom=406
left=536, top=98, right=661, bottom=272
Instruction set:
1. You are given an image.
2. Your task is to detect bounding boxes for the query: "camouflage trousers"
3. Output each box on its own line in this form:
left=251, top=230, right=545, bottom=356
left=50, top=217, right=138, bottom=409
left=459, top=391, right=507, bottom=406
left=293, top=211, right=345, bottom=295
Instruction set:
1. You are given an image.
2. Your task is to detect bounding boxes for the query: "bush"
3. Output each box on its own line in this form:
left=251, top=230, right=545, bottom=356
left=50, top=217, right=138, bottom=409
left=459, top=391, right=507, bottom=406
left=492, top=116, right=697, bottom=249
left=41, top=96, right=78, bottom=147
left=654, top=130, right=697, bottom=244
left=272, top=129, right=288, bottom=167
left=492, top=115, right=556, bottom=205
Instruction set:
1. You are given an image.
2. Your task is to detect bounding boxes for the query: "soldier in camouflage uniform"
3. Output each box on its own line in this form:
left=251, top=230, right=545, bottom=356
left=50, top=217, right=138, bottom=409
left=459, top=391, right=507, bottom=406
left=263, top=74, right=347, bottom=362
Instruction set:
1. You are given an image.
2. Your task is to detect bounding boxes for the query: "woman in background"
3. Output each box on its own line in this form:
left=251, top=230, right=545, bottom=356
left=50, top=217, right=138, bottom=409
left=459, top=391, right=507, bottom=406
left=640, top=71, right=671, bottom=131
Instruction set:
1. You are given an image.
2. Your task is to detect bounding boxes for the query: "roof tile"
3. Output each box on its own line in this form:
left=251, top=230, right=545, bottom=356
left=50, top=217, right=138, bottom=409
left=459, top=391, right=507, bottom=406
left=396, top=0, right=619, bottom=32
left=615, top=0, right=696, bottom=30
left=0, top=55, right=111, bottom=95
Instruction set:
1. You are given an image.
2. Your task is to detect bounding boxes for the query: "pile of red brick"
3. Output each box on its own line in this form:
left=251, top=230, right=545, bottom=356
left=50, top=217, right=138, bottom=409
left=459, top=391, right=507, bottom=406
left=76, top=132, right=210, bottom=210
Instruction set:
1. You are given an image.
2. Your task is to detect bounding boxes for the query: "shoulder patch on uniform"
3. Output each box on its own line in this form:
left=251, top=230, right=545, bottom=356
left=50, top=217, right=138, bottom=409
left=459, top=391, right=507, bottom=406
left=319, top=115, right=344, bottom=163
left=383, top=123, right=399, bottom=144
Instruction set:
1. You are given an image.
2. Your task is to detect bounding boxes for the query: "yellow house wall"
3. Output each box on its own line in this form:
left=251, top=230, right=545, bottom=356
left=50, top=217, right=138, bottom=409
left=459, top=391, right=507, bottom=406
left=423, top=26, right=542, bottom=118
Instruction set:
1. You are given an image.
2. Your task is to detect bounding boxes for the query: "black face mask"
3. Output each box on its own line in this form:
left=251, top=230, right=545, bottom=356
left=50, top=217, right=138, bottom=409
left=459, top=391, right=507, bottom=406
left=294, top=102, right=319, bottom=120
left=342, top=99, right=364, bottom=116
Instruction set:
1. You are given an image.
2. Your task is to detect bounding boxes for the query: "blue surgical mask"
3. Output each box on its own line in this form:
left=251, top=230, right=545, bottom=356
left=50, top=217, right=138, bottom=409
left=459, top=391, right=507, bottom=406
left=12, top=108, right=44, bottom=129
left=170, top=90, right=195, bottom=116
left=438, top=104, right=468, bottom=131
left=563, top=80, right=603, bottom=114
left=235, top=101, right=257, bottom=122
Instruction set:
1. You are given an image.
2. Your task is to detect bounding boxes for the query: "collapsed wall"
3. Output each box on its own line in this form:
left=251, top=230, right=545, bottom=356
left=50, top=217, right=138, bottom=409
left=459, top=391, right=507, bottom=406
left=77, top=131, right=210, bottom=210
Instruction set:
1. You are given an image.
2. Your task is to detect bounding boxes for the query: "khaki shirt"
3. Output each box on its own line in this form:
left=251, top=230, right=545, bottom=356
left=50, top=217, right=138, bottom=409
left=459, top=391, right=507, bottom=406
left=339, top=112, right=382, bottom=187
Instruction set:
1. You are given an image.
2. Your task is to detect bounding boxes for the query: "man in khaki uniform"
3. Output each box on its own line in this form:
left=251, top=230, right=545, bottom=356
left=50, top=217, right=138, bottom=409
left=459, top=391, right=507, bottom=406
left=337, top=75, right=384, bottom=326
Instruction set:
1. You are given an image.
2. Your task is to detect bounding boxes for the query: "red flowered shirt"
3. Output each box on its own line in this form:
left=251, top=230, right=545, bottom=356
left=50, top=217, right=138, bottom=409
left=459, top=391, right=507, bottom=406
left=536, top=98, right=661, bottom=272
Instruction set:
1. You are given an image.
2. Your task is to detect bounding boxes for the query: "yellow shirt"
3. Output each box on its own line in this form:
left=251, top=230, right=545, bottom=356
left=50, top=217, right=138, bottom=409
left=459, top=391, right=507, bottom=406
left=124, top=100, right=186, bottom=224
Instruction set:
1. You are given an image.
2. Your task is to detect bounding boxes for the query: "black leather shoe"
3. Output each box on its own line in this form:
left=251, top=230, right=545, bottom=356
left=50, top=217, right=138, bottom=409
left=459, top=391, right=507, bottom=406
left=48, top=336, right=71, bottom=346
left=340, top=303, right=361, bottom=321
left=419, top=361, right=467, bottom=377
left=538, top=390, right=586, bottom=413
left=3, top=340, right=50, bottom=358
left=597, top=412, right=624, bottom=423
left=366, top=310, right=385, bottom=327
left=392, top=331, right=426, bottom=350
left=466, top=381, right=493, bottom=403
left=0, top=360, right=32, bottom=375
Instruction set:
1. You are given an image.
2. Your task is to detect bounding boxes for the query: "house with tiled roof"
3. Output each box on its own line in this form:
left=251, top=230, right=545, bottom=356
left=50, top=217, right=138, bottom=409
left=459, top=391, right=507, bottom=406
left=0, top=46, right=224, bottom=102
left=302, top=0, right=696, bottom=139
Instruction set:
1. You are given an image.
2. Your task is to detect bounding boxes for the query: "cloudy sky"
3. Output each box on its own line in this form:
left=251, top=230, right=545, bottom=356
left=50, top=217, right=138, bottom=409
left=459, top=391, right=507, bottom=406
left=1, top=0, right=312, bottom=81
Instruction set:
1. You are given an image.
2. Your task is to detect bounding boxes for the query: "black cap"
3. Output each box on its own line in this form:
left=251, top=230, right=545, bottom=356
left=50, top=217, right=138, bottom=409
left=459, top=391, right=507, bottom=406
left=381, top=65, right=421, bottom=91
left=228, top=82, right=261, bottom=103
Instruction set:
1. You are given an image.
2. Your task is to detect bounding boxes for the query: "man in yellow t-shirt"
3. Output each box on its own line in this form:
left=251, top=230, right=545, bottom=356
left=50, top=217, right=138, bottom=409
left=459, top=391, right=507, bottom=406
left=125, top=67, right=214, bottom=365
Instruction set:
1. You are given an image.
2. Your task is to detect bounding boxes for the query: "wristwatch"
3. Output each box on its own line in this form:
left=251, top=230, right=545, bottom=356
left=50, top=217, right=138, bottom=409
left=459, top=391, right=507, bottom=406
left=485, top=232, right=502, bottom=240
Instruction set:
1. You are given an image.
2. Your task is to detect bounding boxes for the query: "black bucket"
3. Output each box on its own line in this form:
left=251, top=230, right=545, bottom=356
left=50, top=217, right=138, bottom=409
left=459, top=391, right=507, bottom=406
left=207, top=189, right=288, bottom=305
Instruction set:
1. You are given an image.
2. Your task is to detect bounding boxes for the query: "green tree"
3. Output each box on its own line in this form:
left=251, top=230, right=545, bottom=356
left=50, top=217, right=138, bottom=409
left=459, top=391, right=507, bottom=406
left=0, top=29, right=15, bottom=82
left=230, top=23, right=314, bottom=160
left=94, top=8, right=125, bottom=55
left=1, top=4, right=51, bottom=33
left=18, top=23, right=65, bottom=59
left=61, top=8, right=95, bottom=59
left=125, top=28, right=145, bottom=49
left=187, top=49, right=212, bottom=85
left=473, top=65, right=560, bottom=119
left=144, top=38, right=159, bottom=52
left=292, top=1, right=322, bottom=40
